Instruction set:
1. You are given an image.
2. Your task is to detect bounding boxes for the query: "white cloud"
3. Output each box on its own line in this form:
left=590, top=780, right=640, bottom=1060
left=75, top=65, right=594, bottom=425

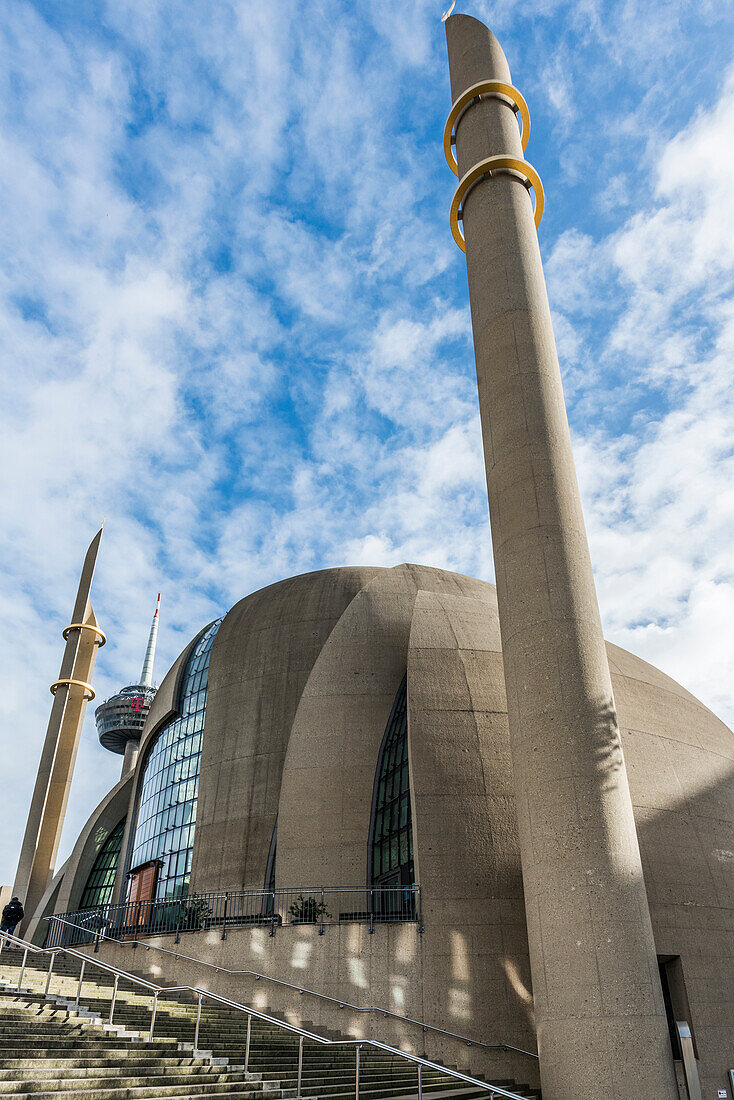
left=562, top=69, right=734, bottom=724
left=1, top=0, right=733, bottom=894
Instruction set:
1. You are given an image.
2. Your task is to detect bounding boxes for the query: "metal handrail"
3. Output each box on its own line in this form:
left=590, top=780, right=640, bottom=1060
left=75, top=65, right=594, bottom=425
left=0, top=927, right=533, bottom=1100
left=47, top=913, right=538, bottom=1060
left=48, top=885, right=423, bottom=947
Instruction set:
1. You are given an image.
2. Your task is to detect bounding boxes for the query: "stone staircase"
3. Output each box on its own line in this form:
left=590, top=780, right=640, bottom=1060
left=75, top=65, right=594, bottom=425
left=0, top=945, right=539, bottom=1100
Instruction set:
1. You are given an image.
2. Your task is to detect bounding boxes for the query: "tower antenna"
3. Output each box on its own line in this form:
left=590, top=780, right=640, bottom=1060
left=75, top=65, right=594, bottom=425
left=140, top=593, right=161, bottom=688
left=95, top=592, right=161, bottom=778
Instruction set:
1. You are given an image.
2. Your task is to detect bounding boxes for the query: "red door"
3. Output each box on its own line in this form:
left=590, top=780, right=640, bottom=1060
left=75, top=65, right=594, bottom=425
left=126, top=859, right=162, bottom=933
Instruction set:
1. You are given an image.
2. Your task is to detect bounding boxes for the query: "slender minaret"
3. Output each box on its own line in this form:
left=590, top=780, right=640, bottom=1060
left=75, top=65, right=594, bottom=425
left=140, top=593, right=160, bottom=688
left=95, top=594, right=161, bottom=778
left=14, top=526, right=106, bottom=930
left=443, top=16, right=678, bottom=1100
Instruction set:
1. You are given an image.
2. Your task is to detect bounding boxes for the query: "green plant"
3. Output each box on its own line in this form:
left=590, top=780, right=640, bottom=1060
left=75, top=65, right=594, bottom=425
left=287, top=894, right=331, bottom=924
left=180, top=897, right=212, bottom=930
left=153, top=897, right=211, bottom=932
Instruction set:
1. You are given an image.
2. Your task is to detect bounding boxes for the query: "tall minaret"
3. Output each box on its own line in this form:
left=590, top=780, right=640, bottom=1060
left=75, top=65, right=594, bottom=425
left=95, top=594, right=161, bottom=778
left=14, top=526, right=106, bottom=930
left=444, top=16, right=677, bottom=1100
left=140, top=593, right=161, bottom=688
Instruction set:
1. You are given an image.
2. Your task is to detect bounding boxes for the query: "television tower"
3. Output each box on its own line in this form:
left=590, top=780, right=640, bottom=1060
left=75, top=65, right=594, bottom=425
left=443, top=15, right=678, bottom=1100
left=95, top=594, right=161, bottom=778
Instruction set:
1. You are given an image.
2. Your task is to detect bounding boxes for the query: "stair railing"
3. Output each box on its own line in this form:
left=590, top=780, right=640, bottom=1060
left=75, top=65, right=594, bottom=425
left=0, top=927, right=534, bottom=1100
left=0, top=928, right=190, bottom=1025
left=46, top=913, right=538, bottom=1061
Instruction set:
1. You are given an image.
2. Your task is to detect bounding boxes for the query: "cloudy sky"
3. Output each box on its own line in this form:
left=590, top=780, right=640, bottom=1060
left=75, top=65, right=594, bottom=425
left=2, top=0, right=734, bottom=889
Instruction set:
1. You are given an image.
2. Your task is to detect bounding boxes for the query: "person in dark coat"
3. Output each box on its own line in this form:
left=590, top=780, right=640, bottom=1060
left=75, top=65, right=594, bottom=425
left=1, top=897, right=24, bottom=937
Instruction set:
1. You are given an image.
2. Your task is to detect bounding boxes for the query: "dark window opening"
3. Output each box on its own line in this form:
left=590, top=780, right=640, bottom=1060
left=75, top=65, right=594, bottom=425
left=658, top=959, right=681, bottom=1059
left=262, top=819, right=277, bottom=915
left=369, top=674, right=414, bottom=888
left=658, top=955, right=696, bottom=1061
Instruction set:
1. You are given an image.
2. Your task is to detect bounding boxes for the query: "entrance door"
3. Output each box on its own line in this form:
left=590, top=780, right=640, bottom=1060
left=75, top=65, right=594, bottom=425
left=126, top=859, right=162, bottom=934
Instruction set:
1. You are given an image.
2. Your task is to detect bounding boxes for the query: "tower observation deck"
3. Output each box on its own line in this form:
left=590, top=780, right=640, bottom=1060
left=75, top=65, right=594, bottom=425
left=95, top=594, right=160, bottom=776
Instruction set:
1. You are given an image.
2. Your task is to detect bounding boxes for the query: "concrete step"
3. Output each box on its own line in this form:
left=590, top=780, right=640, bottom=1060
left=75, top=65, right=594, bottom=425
left=213, top=1063, right=440, bottom=1080
left=257, top=1090, right=488, bottom=1100
left=0, top=1032, right=462, bottom=1083
left=0, top=1094, right=284, bottom=1100
left=0, top=1042, right=179, bottom=1053
left=0, top=1087, right=277, bottom=1100
left=0, top=950, right=536, bottom=1100
left=0, top=1027, right=161, bottom=1042
left=0, top=1067, right=256, bottom=1082
left=287, top=1082, right=484, bottom=1099
left=0, top=1072, right=259, bottom=1091
left=0, top=1059, right=227, bottom=1072
left=378, top=1092, right=517, bottom=1100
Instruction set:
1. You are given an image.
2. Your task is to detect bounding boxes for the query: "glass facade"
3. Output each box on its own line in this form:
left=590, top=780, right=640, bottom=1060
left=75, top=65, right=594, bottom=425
left=79, top=818, right=126, bottom=909
left=129, top=618, right=222, bottom=900
left=370, top=674, right=414, bottom=886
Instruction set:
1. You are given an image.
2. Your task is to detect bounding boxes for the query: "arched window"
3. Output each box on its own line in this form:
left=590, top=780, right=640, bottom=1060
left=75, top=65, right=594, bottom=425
left=79, top=818, right=126, bottom=909
left=264, top=819, right=277, bottom=894
left=261, top=819, right=277, bottom=916
left=129, top=618, right=222, bottom=900
left=369, top=674, right=414, bottom=887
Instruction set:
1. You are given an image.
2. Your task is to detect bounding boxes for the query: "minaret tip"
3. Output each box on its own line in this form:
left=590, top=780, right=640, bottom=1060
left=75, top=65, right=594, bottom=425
left=444, top=11, right=512, bottom=101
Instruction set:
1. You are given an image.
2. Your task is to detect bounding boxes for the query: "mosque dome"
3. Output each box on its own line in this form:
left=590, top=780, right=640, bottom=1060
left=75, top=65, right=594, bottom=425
left=42, top=564, right=734, bottom=1088
left=126, top=563, right=733, bottom=910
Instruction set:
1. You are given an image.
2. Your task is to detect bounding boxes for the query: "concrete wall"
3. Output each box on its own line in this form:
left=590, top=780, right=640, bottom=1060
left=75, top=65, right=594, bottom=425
left=408, top=588, right=534, bottom=1062
left=275, top=567, right=537, bottom=1074
left=277, top=565, right=498, bottom=887
left=609, top=642, right=734, bottom=1098
left=191, top=568, right=383, bottom=892
left=78, top=922, right=538, bottom=1089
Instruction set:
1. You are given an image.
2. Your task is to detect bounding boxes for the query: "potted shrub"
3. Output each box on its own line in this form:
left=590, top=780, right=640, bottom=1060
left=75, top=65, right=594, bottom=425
left=288, top=894, right=331, bottom=925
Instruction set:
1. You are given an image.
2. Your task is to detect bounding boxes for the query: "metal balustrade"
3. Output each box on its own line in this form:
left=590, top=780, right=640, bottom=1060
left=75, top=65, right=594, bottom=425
left=0, top=927, right=534, bottom=1100
left=45, top=884, right=423, bottom=948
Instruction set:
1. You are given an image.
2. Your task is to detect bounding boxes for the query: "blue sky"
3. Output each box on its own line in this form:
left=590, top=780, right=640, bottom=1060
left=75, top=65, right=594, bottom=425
left=2, top=0, right=734, bottom=887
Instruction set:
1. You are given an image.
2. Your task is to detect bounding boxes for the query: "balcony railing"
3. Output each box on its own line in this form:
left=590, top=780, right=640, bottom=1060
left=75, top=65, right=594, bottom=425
left=45, top=884, right=422, bottom=948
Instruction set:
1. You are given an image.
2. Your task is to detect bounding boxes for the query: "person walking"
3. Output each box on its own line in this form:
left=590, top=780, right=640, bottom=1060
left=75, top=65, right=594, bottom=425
left=1, top=896, right=24, bottom=938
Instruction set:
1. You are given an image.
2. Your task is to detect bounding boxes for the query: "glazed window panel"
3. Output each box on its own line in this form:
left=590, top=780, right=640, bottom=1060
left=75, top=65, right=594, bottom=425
left=79, top=818, right=126, bottom=909
left=369, top=674, right=415, bottom=886
left=129, top=618, right=222, bottom=901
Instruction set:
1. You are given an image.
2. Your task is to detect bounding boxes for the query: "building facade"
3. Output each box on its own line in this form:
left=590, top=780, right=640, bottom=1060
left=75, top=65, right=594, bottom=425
left=28, top=563, right=734, bottom=1096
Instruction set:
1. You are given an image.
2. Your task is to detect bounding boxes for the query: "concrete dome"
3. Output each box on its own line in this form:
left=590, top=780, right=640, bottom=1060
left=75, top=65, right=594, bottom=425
left=55, top=564, right=734, bottom=1089
left=135, top=562, right=734, bottom=924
